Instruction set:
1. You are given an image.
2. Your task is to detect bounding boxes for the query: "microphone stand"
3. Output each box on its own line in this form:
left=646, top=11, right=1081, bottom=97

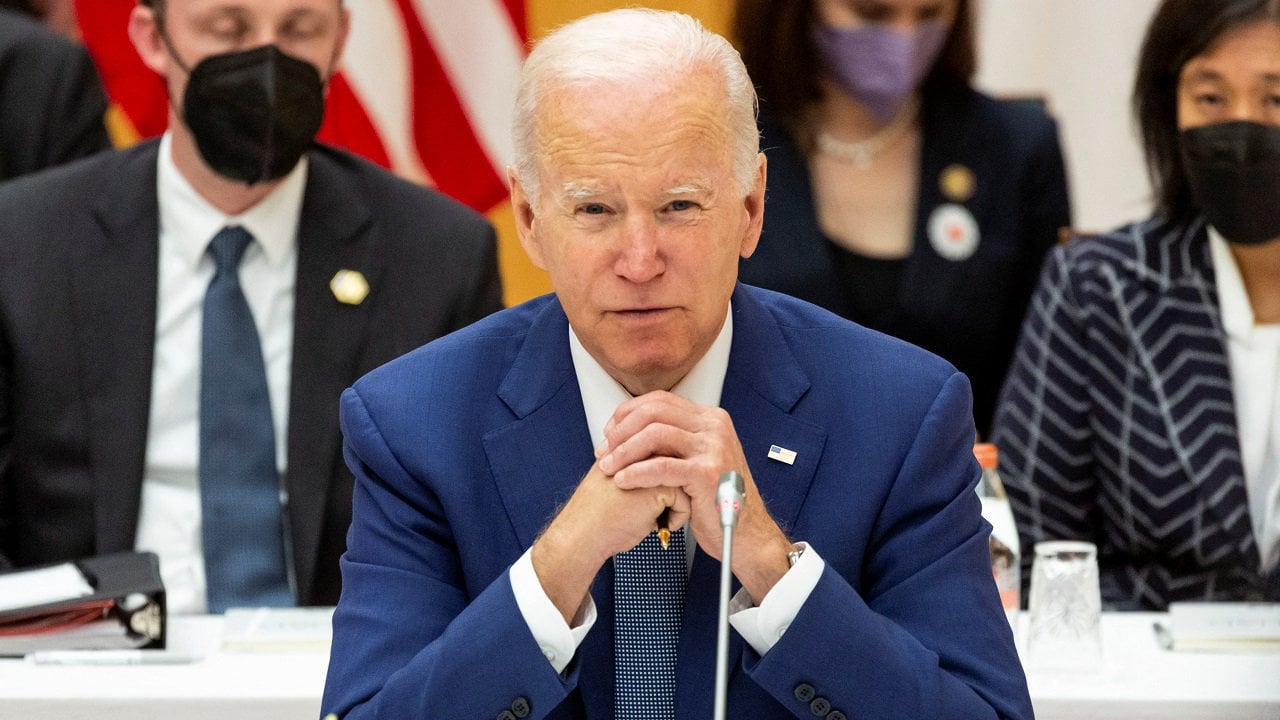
left=713, top=470, right=745, bottom=720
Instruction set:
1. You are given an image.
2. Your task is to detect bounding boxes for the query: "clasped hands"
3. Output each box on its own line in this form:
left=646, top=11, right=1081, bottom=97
left=531, top=391, right=792, bottom=622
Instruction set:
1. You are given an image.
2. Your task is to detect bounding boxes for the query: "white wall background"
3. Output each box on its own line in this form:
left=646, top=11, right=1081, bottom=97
left=974, top=0, right=1164, bottom=232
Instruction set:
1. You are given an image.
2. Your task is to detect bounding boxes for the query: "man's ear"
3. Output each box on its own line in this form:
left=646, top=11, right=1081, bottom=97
left=508, top=167, right=547, bottom=270
left=128, top=4, right=169, bottom=76
left=739, top=152, right=766, bottom=260
left=330, top=6, right=352, bottom=75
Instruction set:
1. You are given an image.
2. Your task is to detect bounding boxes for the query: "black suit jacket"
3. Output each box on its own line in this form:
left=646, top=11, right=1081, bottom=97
left=0, top=9, right=110, bottom=180
left=0, top=139, right=503, bottom=605
left=740, top=88, right=1071, bottom=435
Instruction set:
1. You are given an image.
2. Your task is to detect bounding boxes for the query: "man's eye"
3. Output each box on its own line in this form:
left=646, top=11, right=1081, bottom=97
left=206, top=17, right=247, bottom=41
left=282, top=18, right=325, bottom=41
left=669, top=200, right=697, bottom=212
left=578, top=203, right=608, bottom=215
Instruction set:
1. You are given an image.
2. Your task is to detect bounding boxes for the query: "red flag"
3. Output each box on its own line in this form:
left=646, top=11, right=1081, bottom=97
left=75, top=0, right=526, bottom=214
left=76, top=0, right=167, bottom=139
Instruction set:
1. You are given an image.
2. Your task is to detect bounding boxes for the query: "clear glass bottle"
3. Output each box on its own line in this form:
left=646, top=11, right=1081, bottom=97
left=974, top=443, right=1020, bottom=622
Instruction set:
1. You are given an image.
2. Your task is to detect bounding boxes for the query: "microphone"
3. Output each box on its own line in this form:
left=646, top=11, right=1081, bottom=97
left=713, top=470, right=745, bottom=720
left=717, top=470, right=745, bottom=529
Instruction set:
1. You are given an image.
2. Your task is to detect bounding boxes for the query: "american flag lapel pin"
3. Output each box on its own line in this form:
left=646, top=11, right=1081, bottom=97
left=767, top=444, right=797, bottom=465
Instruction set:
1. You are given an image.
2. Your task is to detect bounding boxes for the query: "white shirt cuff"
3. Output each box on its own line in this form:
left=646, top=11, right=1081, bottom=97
left=728, top=541, right=824, bottom=657
left=510, top=547, right=597, bottom=674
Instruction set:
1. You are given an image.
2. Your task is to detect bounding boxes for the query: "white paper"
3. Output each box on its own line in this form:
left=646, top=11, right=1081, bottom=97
left=221, top=606, right=334, bottom=652
left=1169, top=602, right=1280, bottom=641
left=0, top=563, right=95, bottom=614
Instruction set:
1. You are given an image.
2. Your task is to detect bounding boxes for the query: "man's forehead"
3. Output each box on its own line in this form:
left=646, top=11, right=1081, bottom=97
left=559, top=179, right=715, bottom=198
left=171, top=0, right=339, bottom=16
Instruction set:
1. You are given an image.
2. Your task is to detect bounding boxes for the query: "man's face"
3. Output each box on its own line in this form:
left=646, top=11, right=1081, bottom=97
left=133, top=0, right=348, bottom=102
left=512, top=68, right=766, bottom=396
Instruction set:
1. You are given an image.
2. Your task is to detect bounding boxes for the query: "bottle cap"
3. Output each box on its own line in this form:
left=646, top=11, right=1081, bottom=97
left=974, top=442, right=998, bottom=469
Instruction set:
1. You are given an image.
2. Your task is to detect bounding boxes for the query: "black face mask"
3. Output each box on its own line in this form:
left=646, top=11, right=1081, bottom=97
left=1180, top=120, right=1280, bottom=246
left=176, top=44, right=327, bottom=185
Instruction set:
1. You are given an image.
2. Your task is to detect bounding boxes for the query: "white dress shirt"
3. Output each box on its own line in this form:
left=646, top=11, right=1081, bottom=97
left=509, top=305, right=825, bottom=674
left=132, top=133, right=308, bottom=613
left=1210, top=229, right=1280, bottom=573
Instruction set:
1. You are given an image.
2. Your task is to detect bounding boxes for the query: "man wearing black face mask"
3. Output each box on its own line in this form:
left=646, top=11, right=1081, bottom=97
left=0, top=0, right=503, bottom=613
left=992, top=0, right=1280, bottom=611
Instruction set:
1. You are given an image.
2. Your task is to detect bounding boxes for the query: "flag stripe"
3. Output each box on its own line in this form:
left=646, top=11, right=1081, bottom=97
left=317, top=73, right=394, bottom=171
left=341, top=1, right=431, bottom=185
left=76, top=0, right=168, bottom=138
left=394, top=0, right=508, bottom=210
left=412, top=0, right=525, bottom=175
left=500, top=0, right=528, bottom=44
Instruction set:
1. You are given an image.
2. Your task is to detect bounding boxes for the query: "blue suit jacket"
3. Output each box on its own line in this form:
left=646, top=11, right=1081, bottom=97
left=322, top=284, right=1032, bottom=720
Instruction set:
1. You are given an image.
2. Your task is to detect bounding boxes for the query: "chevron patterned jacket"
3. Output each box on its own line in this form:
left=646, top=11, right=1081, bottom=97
left=992, top=214, right=1278, bottom=610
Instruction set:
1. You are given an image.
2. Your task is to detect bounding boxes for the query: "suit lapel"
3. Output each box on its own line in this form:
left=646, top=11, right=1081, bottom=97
left=479, top=299, right=614, bottom=716
left=285, top=152, right=377, bottom=600
left=483, top=300, right=593, bottom=547
left=675, top=286, right=826, bottom=715
left=70, top=142, right=162, bottom=553
left=1130, top=222, right=1258, bottom=571
left=901, top=90, right=974, bottom=325
left=720, top=286, right=825, bottom=533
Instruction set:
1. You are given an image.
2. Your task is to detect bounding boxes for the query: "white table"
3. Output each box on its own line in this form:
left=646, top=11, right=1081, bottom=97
left=0, top=616, right=326, bottom=720
left=1023, top=612, right=1280, bottom=720
left=1, top=612, right=1276, bottom=719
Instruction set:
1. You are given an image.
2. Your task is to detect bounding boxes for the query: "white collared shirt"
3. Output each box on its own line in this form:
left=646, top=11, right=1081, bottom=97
left=132, top=133, right=308, bottom=613
left=1210, top=228, right=1280, bottom=573
left=508, top=304, right=825, bottom=673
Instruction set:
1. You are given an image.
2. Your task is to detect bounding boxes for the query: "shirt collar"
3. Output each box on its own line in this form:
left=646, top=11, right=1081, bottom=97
left=156, top=132, right=308, bottom=270
left=570, top=304, right=734, bottom=449
left=1209, top=226, right=1256, bottom=341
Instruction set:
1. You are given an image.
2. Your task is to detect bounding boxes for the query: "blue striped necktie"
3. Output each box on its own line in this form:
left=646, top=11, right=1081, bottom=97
left=199, top=226, right=292, bottom=613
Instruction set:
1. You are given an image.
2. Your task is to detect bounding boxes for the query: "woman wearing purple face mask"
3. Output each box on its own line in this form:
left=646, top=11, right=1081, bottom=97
left=992, top=0, right=1280, bottom=610
left=735, top=0, right=1071, bottom=438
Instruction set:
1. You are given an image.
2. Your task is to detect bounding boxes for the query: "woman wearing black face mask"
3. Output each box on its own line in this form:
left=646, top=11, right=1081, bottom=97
left=992, top=0, right=1280, bottom=611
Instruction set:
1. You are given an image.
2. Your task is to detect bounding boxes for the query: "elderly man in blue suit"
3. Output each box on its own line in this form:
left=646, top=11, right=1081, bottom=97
left=321, top=8, right=1030, bottom=720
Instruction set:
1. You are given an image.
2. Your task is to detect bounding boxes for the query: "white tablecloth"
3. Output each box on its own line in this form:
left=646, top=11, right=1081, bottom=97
left=1023, top=612, right=1280, bottom=720
left=0, top=612, right=1276, bottom=719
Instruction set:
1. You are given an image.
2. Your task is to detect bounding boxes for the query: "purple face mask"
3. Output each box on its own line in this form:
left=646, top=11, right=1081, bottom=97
left=812, top=21, right=950, bottom=122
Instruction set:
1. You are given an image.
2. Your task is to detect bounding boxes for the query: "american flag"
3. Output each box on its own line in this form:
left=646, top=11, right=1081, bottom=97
left=75, top=0, right=527, bottom=214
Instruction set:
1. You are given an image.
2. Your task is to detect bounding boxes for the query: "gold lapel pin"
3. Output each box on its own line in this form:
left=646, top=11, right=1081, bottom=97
left=329, top=269, right=369, bottom=306
left=940, top=163, right=976, bottom=203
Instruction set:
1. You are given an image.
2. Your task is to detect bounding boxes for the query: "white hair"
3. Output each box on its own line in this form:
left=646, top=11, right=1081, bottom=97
left=511, top=8, right=760, bottom=203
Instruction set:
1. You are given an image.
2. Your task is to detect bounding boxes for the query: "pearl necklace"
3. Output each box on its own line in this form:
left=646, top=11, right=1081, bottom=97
left=814, top=97, right=920, bottom=169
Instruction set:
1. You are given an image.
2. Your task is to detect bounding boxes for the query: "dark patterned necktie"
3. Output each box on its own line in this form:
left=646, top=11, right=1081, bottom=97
left=199, top=226, right=292, bottom=613
left=614, top=527, right=687, bottom=718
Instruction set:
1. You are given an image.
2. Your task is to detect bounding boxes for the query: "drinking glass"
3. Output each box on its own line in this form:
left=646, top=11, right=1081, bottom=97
left=1025, top=540, right=1102, bottom=670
